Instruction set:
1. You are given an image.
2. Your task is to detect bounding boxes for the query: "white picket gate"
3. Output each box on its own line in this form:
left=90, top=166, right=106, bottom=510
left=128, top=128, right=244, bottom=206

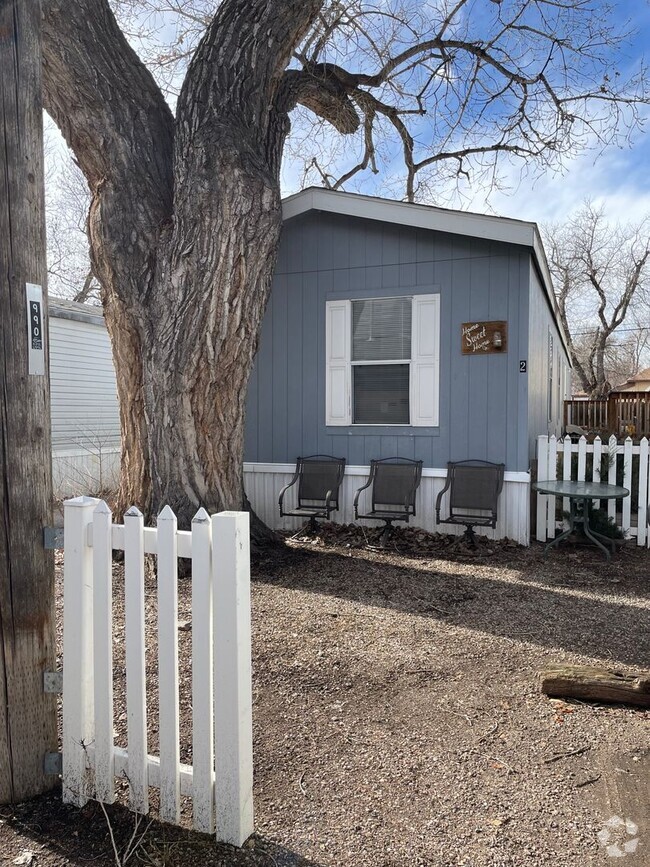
left=536, top=435, right=650, bottom=546
left=62, top=496, right=253, bottom=847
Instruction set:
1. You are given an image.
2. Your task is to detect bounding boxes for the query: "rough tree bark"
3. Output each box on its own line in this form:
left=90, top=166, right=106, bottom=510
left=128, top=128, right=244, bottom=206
left=0, top=0, right=58, bottom=801
left=42, top=0, right=340, bottom=532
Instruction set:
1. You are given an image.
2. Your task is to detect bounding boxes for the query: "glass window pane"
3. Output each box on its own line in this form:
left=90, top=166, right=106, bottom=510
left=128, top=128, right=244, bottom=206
left=352, top=298, right=411, bottom=361
left=353, top=365, right=410, bottom=424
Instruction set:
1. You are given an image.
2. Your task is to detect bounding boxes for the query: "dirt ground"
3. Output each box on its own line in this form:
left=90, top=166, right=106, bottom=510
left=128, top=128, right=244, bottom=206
left=0, top=526, right=648, bottom=867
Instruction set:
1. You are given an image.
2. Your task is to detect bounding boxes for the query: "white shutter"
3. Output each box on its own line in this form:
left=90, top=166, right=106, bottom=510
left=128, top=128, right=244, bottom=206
left=410, top=294, right=440, bottom=427
left=326, top=300, right=351, bottom=425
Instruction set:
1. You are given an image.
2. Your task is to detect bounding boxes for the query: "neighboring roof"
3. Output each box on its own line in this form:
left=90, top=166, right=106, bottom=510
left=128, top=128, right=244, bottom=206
left=48, top=297, right=104, bottom=327
left=282, top=187, right=570, bottom=360
left=612, top=368, right=650, bottom=393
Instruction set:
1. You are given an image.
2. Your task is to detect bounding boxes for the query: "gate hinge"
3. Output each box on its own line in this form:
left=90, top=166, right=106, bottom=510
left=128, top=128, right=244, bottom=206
left=44, top=751, right=62, bottom=776
left=43, top=671, right=63, bottom=694
left=43, top=527, right=64, bottom=550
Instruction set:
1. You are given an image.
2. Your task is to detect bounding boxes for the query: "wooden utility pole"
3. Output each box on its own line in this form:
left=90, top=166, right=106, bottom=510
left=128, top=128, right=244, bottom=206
left=0, top=0, right=58, bottom=800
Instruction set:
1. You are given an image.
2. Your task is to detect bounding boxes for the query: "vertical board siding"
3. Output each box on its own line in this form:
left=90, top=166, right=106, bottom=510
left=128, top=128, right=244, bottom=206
left=535, top=436, right=650, bottom=544
left=526, top=264, right=570, bottom=457
left=246, top=212, right=533, bottom=473
left=244, top=464, right=530, bottom=545
left=49, top=314, right=120, bottom=448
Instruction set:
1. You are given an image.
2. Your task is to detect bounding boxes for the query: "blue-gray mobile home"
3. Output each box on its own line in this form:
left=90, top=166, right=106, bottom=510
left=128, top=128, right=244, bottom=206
left=243, top=188, right=571, bottom=543
left=47, top=188, right=570, bottom=544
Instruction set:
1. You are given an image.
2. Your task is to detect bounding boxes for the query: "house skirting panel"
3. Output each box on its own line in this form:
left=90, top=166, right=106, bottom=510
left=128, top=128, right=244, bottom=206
left=53, top=446, right=121, bottom=499
left=244, top=463, right=531, bottom=546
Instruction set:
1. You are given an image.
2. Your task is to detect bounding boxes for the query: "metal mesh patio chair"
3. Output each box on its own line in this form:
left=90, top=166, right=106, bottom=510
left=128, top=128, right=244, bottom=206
left=353, top=457, right=423, bottom=547
left=435, top=460, right=505, bottom=546
left=278, top=455, right=346, bottom=530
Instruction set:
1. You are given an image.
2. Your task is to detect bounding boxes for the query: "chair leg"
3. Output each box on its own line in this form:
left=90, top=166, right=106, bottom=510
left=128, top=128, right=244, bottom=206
left=463, top=525, right=478, bottom=548
left=309, top=516, right=318, bottom=532
left=380, top=522, right=392, bottom=548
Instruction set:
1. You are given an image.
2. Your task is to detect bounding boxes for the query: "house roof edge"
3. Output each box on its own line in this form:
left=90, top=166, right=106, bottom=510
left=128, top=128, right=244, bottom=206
left=282, top=187, right=571, bottom=364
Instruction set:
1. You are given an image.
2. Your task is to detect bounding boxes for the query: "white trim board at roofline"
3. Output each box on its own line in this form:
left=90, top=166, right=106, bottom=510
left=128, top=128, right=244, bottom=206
left=243, top=462, right=530, bottom=484
left=282, top=187, right=570, bottom=362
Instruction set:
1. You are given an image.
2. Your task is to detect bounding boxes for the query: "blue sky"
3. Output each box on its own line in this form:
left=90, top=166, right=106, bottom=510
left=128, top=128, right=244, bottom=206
left=468, top=0, right=650, bottom=225
left=47, top=1, right=650, bottom=230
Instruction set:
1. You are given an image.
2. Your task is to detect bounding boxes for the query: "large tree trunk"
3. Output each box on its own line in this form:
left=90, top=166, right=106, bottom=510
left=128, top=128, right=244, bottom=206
left=142, top=169, right=283, bottom=526
left=43, top=0, right=327, bottom=534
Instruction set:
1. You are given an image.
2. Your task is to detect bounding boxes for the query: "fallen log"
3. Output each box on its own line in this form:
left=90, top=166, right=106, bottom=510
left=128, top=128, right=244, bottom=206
left=540, top=665, right=650, bottom=708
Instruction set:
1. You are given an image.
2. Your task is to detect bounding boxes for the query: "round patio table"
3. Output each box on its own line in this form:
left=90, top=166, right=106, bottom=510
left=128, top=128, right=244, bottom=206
left=533, top=479, right=629, bottom=560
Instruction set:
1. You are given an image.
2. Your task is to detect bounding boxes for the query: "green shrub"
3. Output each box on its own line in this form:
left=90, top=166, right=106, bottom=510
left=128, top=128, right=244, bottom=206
left=562, top=506, right=625, bottom=540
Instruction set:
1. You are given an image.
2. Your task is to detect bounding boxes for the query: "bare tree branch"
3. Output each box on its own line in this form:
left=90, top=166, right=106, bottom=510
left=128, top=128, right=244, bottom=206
left=544, top=202, right=650, bottom=397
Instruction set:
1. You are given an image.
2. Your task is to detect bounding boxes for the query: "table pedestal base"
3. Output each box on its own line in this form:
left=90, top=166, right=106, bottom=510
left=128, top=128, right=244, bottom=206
left=543, top=496, right=618, bottom=560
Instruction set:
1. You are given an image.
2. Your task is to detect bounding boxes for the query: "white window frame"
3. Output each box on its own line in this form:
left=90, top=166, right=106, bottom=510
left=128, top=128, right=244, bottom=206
left=326, top=293, right=440, bottom=427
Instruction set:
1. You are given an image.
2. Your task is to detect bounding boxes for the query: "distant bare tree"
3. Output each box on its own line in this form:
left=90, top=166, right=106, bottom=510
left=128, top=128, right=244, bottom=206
left=44, top=120, right=100, bottom=304
left=544, top=203, right=650, bottom=398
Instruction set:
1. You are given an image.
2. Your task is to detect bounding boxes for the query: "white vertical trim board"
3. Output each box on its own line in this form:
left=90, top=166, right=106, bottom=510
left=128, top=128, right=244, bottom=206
left=243, top=463, right=530, bottom=545
left=325, top=300, right=351, bottom=425
left=411, top=294, right=440, bottom=427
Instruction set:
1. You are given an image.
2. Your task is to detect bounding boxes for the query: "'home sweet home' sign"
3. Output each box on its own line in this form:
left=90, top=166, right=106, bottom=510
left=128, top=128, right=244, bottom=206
left=461, top=321, right=507, bottom=355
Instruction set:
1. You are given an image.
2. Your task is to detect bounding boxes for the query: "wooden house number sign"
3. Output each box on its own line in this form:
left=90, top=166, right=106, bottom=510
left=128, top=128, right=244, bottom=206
left=461, top=320, right=507, bottom=355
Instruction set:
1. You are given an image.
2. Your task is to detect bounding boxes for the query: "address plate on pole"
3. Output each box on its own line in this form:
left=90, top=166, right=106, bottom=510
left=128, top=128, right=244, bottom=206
left=26, top=282, right=45, bottom=375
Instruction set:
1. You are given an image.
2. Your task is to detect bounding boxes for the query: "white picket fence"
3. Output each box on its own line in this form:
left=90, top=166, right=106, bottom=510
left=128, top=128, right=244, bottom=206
left=536, top=435, right=650, bottom=546
left=62, top=496, right=253, bottom=847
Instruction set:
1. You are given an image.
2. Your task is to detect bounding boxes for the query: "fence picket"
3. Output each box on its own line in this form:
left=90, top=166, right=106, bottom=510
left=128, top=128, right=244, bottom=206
left=577, top=436, right=587, bottom=481
left=124, top=507, right=148, bottom=814
left=93, top=501, right=115, bottom=804
left=547, top=435, right=558, bottom=537
left=62, top=496, right=99, bottom=806
left=592, top=436, right=602, bottom=510
left=607, top=436, right=617, bottom=522
left=191, top=508, right=214, bottom=834
left=157, top=506, right=180, bottom=825
left=562, top=436, right=572, bottom=529
left=638, top=438, right=648, bottom=547
left=536, top=435, right=549, bottom=541
left=622, top=437, right=633, bottom=533
left=213, top=511, right=254, bottom=848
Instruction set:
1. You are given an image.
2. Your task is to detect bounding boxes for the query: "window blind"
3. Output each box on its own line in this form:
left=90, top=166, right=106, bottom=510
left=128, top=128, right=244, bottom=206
left=352, top=298, right=412, bottom=362
left=353, top=364, right=410, bottom=424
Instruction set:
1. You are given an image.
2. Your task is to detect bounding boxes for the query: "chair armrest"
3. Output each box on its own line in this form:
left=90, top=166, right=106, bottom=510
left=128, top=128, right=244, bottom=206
left=324, top=489, right=334, bottom=511
left=353, top=477, right=373, bottom=518
left=278, top=471, right=300, bottom=514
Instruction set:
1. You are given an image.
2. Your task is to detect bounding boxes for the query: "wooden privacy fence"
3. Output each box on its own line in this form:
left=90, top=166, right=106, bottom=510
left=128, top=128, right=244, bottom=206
left=62, top=496, right=253, bottom=847
left=536, top=435, right=650, bottom=547
left=564, top=395, right=650, bottom=437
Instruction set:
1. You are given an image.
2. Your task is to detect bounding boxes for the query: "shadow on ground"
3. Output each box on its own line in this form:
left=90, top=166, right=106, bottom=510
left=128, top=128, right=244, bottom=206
left=0, top=790, right=322, bottom=867
left=254, top=540, right=650, bottom=668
